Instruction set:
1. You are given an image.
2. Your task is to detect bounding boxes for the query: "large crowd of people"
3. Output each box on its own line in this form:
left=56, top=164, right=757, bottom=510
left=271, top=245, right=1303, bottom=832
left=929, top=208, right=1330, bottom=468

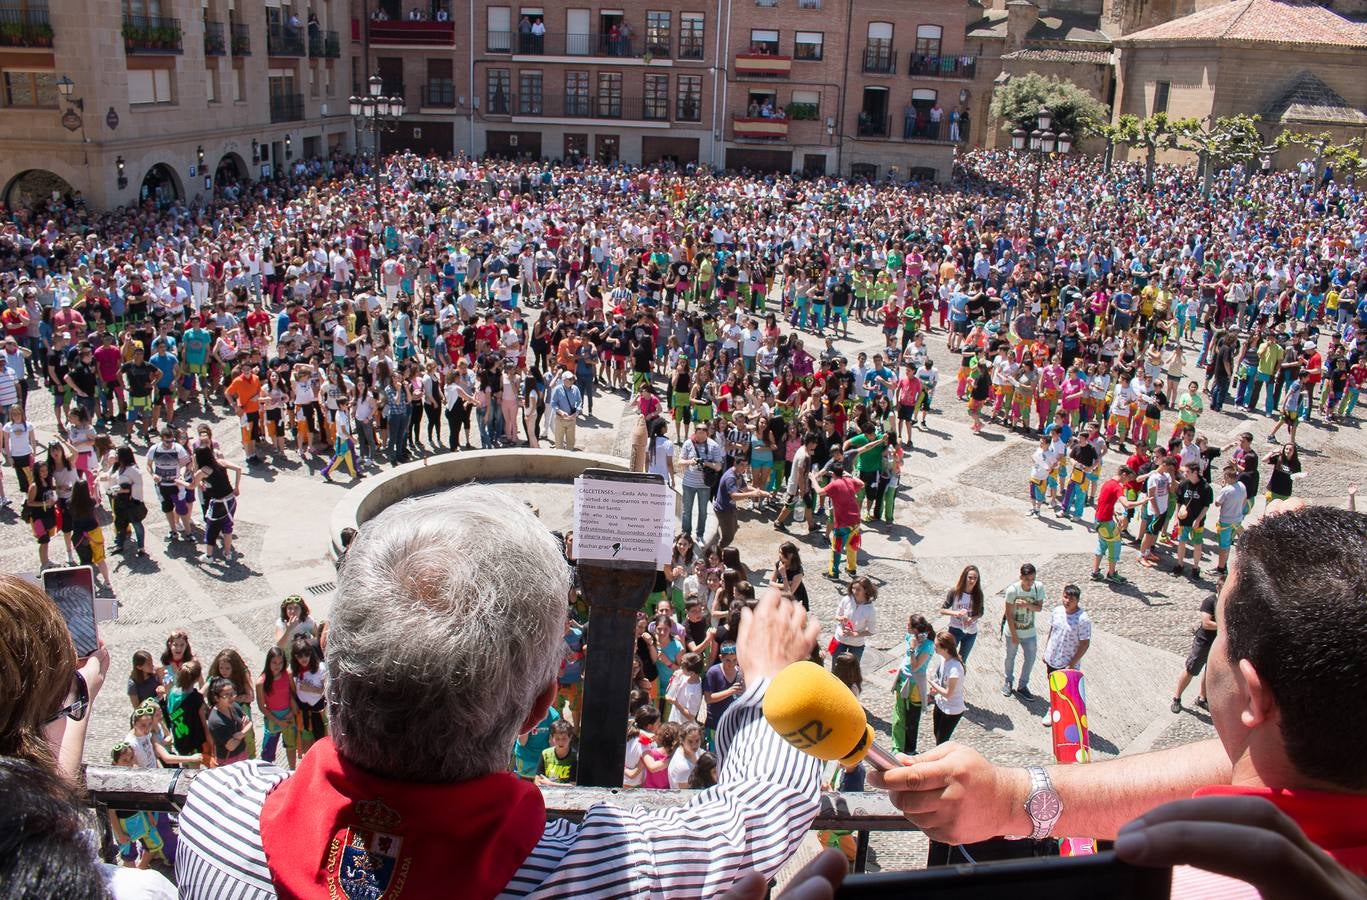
left=0, top=142, right=1365, bottom=894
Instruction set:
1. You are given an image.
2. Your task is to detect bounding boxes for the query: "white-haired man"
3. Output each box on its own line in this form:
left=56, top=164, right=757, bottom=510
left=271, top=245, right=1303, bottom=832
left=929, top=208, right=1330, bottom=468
left=176, top=485, right=822, bottom=899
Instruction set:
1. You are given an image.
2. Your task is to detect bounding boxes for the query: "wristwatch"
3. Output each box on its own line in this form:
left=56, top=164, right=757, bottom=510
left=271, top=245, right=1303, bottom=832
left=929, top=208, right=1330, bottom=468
left=1021, top=766, right=1063, bottom=841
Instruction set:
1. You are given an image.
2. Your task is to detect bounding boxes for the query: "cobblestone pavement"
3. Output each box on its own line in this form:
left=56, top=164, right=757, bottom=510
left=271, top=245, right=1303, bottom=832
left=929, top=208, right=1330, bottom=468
left=2, top=308, right=1357, bottom=876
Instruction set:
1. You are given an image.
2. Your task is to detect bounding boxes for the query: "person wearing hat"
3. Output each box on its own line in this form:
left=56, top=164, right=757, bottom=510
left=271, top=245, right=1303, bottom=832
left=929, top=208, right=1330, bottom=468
left=547, top=370, right=582, bottom=450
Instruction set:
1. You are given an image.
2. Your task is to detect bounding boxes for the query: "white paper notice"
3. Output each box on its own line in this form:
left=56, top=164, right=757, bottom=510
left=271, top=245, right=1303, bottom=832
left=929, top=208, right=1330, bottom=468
left=572, top=475, right=674, bottom=567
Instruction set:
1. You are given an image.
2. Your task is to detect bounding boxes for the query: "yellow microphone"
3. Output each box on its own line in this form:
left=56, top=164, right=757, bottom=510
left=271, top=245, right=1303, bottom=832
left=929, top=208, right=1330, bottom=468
left=762, top=661, right=900, bottom=771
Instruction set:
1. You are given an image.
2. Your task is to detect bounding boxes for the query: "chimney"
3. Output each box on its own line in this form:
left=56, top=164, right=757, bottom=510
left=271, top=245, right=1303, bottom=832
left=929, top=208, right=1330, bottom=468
left=1006, top=0, right=1039, bottom=50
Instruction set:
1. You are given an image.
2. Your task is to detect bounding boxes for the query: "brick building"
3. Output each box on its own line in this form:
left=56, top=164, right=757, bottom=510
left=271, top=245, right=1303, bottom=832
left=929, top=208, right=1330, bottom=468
left=0, top=0, right=360, bottom=211
left=1112, top=0, right=1367, bottom=165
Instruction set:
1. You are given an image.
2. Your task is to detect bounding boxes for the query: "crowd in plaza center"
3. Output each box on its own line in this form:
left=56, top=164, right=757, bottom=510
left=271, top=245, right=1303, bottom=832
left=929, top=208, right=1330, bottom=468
left=1, top=143, right=1366, bottom=889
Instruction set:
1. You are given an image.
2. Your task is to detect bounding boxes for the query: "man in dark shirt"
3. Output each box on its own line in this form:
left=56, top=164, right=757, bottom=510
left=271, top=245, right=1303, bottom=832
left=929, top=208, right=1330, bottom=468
left=120, top=348, right=159, bottom=437
left=710, top=457, right=769, bottom=551
left=1171, top=592, right=1217, bottom=714
left=1171, top=462, right=1213, bottom=578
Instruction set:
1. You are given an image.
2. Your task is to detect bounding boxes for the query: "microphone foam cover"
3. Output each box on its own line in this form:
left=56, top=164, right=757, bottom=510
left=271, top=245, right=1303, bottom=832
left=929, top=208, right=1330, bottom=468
left=763, top=660, right=873, bottom=766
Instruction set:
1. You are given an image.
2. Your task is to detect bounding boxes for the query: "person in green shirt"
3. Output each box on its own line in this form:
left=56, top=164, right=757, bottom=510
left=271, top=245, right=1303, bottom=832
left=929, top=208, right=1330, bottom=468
left=843, top=421, right=886, bottom=518
left=1003, top=562, right=1046, bottom=698
left=1174, top=380, right=1204, bottom=440
left=536, top=720, right=578, bottom=786
left=1251, top=336, right=1284, bottom=415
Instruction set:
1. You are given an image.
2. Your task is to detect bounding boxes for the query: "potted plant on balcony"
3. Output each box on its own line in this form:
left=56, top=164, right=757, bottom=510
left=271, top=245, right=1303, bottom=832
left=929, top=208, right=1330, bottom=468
left=122, top=21, right=143, bottom=50
left=32, top=22, right=54, bottom=46
left=0, top=23, right=22, bottom=46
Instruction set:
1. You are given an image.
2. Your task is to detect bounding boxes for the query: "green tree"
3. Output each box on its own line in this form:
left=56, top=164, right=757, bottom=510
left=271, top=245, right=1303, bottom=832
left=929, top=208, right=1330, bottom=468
left=990, top=72, right=1109, bottom=140
left=1094, top=112, right=1170, bottom=188
left=1165, top=114, right=1271, bottom=197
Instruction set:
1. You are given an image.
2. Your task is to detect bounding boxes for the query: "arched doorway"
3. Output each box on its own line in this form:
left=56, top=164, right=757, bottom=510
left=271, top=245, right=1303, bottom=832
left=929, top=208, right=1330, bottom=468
left=215, top=152, right=248, bottom=185
left=3, top=169, right=77, bottom=210
left=139, top=163, right=182, bottom=207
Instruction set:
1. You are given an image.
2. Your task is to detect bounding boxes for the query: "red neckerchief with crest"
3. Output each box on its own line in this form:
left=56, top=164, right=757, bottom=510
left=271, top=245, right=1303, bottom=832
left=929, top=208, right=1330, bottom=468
left=259, top=738, right=545, bottom=900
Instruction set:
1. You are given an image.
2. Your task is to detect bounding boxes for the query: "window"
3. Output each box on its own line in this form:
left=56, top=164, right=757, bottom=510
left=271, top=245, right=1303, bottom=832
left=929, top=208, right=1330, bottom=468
left=517, top=69, right=542, bottom=114
left=487, top=67, right=510, bottom=113
left=309, top=64, right=319, bottom=97
left=749, top=29, right=778, bottom=54
left=914, top=24, right=942, bottom=57
left=679, top=14, right=704, bottom=60
left=676, top=73, right=700, bottom=121
left=487, top=6, right=510, bottom=52
left=233, top=64, right=245, bottom=102
left=1153, top=80, right=1170, bottom=115
left=646, top=11, right=670, bottom=57
left=644, top=73, right=668, bottom=120
left=2, top=71, right=57, bottom=108
left=128, top=68, right=173, bottom=105
left=794, top=31, right=822, bottom=61
left=756, top=0, right=776, bottom=7
left=797, top=0, right=821, bottom=8
left=206, top=65, right=219, bottom=103
left=597, top=71, right=621, bottom=117
left=566, top=69, right=589, bottom=115
left=790, top=88, right=819, bottom=119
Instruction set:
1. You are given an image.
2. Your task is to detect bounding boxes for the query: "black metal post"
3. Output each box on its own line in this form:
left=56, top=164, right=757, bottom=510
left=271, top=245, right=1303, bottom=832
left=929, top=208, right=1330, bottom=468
left=1029, top=150, right=1042, bottom=237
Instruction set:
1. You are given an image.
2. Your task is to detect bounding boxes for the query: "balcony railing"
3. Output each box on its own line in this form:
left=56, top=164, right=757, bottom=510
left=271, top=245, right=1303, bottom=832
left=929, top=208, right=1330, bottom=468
left=0, top=4, right=53, bottom=48
left=231, top=22, right=250, bottom=54
left=498, top=92, right=667, bottom=121
left=733, top=115, right=789, bottom=140
left=267, top=25, right=305, bottom=55
left=269, top=92, right=304, bottom=123
left=83, top=764, right=914, bottom=875
left=368, top=19, right=456, bottom=46
left=123, top=15, right=182, bottom=53
left=856, top=114, right=890, bottom=138
left=862, top=43, right=896, bottom=74
left=493, top=30, right=640, bottom=57
left=907, top=53, right=976, bottom=79
left=423, top=81, right=456, bottom=107
left=734, top=52, right=792, bottom=78
left=678, top=38, right=704, bottom=60
left=204, top=20, right=226, bottom=55
left=901, top=116, right=964, bottom=143
left=309, top=28, right=341, bottom=57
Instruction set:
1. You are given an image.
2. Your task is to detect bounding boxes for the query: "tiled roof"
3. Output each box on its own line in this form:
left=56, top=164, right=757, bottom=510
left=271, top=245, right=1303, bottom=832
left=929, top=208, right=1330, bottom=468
left=1002, top=47, right=1112, bottom=65
left=1120, top=0, right=1367, bottom=49
left=1026, top=11, right=1113, bottom=45
left=966, top=10, right=1008, bottom=40
left=1262, top=71, right=1367, bottom=125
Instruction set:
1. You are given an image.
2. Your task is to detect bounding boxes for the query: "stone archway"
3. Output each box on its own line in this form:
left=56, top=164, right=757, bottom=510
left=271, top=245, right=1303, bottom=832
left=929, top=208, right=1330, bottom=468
left=139, top=162, right=183, bottom=207
left=3, top=169, right=76, bottom=210
left=215, top=151, right=248, bottom=185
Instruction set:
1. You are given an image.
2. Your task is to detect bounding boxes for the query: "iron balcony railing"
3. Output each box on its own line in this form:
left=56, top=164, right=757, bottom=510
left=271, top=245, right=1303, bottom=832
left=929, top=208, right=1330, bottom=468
left=862, top=43, right=896, bottom=74
left=309, top=28, right=341, bottom=57
left=423, top=81, right=456, bottom=107
left=491, top=30, right=639, bottom=58
left=856, top=114, right=890, bottom=138
left=0, top=2, right=53, bottom=48
left=498, top=92, right=668, bottom=121
left=269, top=92, right=305, bottom=123
left=122, top=15, right=182, bottom=53
left=907, top=53, right=976, bottom=79
left=204, top=20, right=226, bottom=55
left=266, top=24, right=305, bottom=56
left=230, top=22, right=250, bottom=54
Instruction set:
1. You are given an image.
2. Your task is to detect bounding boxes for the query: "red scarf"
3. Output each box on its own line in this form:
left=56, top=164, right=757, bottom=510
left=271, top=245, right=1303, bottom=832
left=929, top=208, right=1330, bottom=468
left=260, top=738, right=545, bottom=900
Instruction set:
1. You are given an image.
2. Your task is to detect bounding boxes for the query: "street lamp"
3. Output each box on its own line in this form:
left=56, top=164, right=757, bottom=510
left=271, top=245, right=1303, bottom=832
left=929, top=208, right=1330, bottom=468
left=115, top=155, right=127, bottom=190
left=350, top=72, right=405, bottom=212
left=1011, top=106, right=1072, bottom=238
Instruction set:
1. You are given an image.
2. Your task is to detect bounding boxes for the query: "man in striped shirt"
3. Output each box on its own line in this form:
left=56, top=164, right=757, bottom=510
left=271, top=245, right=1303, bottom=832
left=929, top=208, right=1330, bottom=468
left=175, top=485, right=823, bottom=900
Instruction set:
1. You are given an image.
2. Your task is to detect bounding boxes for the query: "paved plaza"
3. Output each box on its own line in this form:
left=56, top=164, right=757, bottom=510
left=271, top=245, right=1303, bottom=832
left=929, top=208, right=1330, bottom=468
left=3, top=306, right=1360, bottom=869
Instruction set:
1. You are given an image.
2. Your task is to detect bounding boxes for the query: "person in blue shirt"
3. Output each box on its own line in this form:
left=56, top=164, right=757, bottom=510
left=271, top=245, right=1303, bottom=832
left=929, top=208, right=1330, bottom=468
left=148, top=339, right=179, bottom=433
left=511, top=705, right=560, bottom=780
left=864, top=354, right=895, bottom=400
left=181, top=324, right=212, bottom=402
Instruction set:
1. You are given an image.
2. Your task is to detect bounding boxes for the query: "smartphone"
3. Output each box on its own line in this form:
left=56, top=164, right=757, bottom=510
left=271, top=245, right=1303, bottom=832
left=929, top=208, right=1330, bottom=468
left=43, top=565, right=100, bottom=659
left=836, top=851, right=1170, bottom=900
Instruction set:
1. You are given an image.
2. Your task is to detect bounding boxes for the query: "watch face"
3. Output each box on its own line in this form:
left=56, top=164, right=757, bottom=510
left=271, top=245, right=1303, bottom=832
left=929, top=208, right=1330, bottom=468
left=1027, top=790, right=1062, bottom=821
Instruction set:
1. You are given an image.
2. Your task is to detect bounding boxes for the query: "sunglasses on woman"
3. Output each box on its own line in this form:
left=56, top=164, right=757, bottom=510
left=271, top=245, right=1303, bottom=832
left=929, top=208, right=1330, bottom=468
left=45, top=671, right=90, bottom=726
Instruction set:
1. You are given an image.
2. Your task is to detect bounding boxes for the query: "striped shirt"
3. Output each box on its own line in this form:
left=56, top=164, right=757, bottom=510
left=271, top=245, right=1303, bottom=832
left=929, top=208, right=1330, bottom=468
left=175, top=679, right=821, bottom=898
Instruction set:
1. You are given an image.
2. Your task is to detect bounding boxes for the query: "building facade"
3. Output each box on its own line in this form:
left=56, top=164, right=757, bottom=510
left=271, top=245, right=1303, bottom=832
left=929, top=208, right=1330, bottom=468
left=0, top=0, right=361, bottom=211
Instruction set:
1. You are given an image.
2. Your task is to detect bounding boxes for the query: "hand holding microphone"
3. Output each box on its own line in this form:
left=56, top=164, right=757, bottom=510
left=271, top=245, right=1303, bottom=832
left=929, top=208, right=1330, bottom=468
left=762, top=660, right=900, bottom=771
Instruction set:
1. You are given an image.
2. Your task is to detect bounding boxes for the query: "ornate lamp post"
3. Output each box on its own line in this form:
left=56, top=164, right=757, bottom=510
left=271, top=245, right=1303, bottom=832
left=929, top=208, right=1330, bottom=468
left=1011, top=106, right=1072, bottom=238
left=349, top=73, right=405, bottom=212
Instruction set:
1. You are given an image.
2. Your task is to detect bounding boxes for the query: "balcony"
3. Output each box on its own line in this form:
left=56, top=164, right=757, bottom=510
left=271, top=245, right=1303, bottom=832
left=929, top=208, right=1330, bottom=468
left=368, top=19, right=455, bottom=46
left=122, top=15, right=182, bottom=53
left=0, top=3, right=53, bottom=48
left=492, top=31, right=641, bottom=58
left=856, top=114, right=889, bottom=138
left=269, top=92, right=304, bottom=123
left=230, top=22, right=250, bottom=55
left=204, top=20, right=226, bottom=55
left=734, top=52, right=792, bottom=79
left=309, top=28, right=341, bottom=57
left=267, top=25, right=305, bottom=56
left=907, top=53, right=976, bottom=79
left=733, top=115, right=788, bottom=141
left=422, top=81, right=455, bottom=108
left=497, top=93, right=667, bottom=122
left=862, top=43, right=895, bottom=75
left=900, top=116, right=964, bottom=143
left=85, top=764, right=914, bottom=875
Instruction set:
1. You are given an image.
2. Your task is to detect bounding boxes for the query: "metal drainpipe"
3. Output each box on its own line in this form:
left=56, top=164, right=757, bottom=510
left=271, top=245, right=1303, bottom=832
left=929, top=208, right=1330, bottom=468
left=835, top=0, right=854, bottom=175
left=469, top=0, right=477, bottom=156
